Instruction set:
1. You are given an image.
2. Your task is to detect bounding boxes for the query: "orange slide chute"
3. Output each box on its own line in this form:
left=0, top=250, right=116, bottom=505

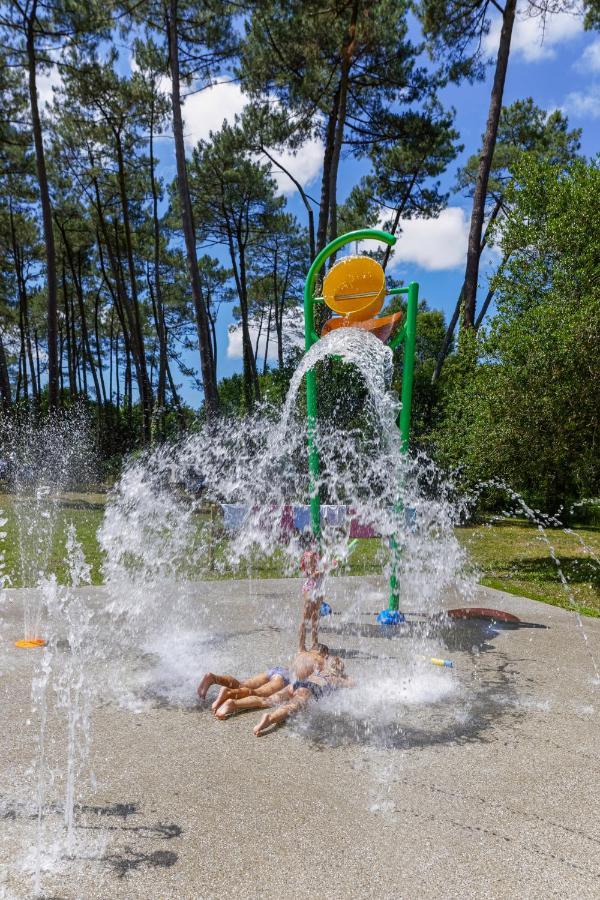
left=321, top=310, right=403, bottom=343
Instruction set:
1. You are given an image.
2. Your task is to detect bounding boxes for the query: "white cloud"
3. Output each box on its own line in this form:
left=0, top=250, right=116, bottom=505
left=182, top=81, right=323, bottom=196
left=377, top=207, right=470, bottom=272
left=37, top=65, right=63, bottom=108
left=266, top=140, right=323, bottom=196
left=227, top=308, right=304, bottom=362
left=575, top=37, right=600, bottom=73
left=183, top=81, right=248, bottom=146
left=562, top=83, right=600, bottom=119
left=484, top=8, right=582, bottom=62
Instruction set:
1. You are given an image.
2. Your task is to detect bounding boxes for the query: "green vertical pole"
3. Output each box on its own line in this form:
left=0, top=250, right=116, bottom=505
left=303, top=229, right=397, bottom=542
left=387, top=280, right=419, bottom=612
left=399, top=281, right=418, bottom=451
left=305, top=364, right=321, bottom=538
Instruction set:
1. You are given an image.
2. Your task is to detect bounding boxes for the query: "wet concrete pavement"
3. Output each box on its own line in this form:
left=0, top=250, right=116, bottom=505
left=1, top=577, right=599, bottom=899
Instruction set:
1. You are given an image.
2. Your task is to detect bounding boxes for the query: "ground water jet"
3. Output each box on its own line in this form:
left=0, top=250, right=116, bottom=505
left=25, top=526, right=98, bottom=897
left=0, top=412, right=100, bottom=896
left=3, top=411, right=93, bottom=645
left=461, top=478, right=600, bottom=683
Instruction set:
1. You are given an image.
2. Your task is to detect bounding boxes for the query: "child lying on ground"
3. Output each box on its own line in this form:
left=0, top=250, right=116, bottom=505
left=209, top=652, right=353, bottom=736
left=197, top=647, right=328, bottom=712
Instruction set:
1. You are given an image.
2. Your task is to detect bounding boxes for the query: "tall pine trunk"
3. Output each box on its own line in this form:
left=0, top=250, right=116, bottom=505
left=0, top=330, right=11, bottom=409
left=25, top=6, right=59, bottom=407
left=10, top=204, right=38, bottom=403
left=432, top=197, right=505, bottom=383
left=462, top=0, right=516, bottom=328
left=328, top=2, right=358, bottom=249
left=226, top=226, right=259, bottom=408
left=19, top=303, right=28, bottom=401
left=167, top=0, right=219, bottom=416
left=148, top=117, right=168, bottom=426
left=114, top=133, right=153, bottom=442
left=93, top=292, right=108, bottom=405
left=62, top=261, right=77, bottom=398
left=60, top=227, right=103, bottom=410
left=315, top=85, right=341, bottom=256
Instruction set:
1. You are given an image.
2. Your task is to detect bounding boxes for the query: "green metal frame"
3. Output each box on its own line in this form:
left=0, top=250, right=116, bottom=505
left=302, top=228, right=419, bottom=613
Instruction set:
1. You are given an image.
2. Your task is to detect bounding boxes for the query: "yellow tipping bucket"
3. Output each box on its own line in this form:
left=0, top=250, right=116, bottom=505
left=322, top=256, right=385, bottom=321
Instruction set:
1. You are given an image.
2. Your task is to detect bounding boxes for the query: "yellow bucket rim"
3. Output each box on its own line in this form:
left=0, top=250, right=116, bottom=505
left=322, top=256, right=385, bottom=321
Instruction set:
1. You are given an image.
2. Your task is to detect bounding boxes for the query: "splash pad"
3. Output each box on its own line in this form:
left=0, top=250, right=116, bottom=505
left=2, top=235, right=599, bottom=898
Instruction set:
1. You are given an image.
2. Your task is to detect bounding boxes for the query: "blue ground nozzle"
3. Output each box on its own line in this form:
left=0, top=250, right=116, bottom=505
left=320, top=601, right=332, bottom=617
left=377, top=609, right=405, bottom=625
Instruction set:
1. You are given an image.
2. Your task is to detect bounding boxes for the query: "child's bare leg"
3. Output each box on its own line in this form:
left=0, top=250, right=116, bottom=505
left=211, top=672, right=272, bottom=710
left=310, top=600, right=320, bottom=649
left=253, top=691, right=310, bottom=736
left=242, top=673, right=271, bottom=691
left=216, top=682, right=292, bottom=717
left=211, top=686, right=252, bottom=710
left=266, top=684, right=294, bottom=705
left=298, top=598, right=310, bottom=652
left=252, top=675, right=287, bottom=698
left=215, top=695, right=271, bottom=720
left=298, top=615, right=306, bottom=652
left=198, top=672, right=241, bottom=700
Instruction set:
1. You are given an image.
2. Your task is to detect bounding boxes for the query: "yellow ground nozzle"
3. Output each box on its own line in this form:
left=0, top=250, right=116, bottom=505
left=14, top=638, right=47, bottom=649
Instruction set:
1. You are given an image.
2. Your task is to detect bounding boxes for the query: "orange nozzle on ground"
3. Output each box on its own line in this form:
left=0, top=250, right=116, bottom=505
left=14, top=638, right=47, bottom=649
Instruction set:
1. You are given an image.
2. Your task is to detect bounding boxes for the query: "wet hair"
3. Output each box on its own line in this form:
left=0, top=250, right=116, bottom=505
left=327, top=655, right=345, bottom=676
left=300, top=551, right=320, bottom=579
left=299, top=531, right=317, bottom=550
left=292, top=652, right=318, bottom=682
left=310, top=643, right=329, bottom=658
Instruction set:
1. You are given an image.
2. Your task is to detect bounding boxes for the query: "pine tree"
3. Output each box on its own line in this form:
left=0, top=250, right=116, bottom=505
left=239, top=0, right=440, bottom=256
left=432, top=99, right=582, bottom=381
left=0, top=0, right=112, bottom=408
left=187, top=124, right=284, bottom=409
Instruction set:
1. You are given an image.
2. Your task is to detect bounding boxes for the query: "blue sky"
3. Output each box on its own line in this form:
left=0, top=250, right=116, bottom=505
left=41, top=7, right=600, bottom=407
left=176, top=8, right=599, bottom=407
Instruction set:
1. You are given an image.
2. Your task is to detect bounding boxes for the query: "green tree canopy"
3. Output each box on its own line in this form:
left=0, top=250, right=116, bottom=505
left=432, top=156, right=600, bottom=511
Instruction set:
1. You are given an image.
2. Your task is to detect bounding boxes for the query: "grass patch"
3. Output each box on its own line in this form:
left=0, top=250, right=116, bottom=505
left=0, top=493, right=106, bottom=587
left=457, top=520, right=600, bottom=617
left=1, top=494, right=599, bottom=617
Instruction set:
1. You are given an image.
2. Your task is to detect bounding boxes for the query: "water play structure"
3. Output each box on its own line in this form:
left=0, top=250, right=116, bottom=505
left=302, top=228, right=418, bottom=624
left=8, top=226, right=597, bottom=900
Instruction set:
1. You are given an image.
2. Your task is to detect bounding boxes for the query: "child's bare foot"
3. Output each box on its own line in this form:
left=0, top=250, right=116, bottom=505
left=197, top=673, right=215, bottom=700
left=215, top=699, right=236, bottom=720
left=253, top=713, right=273, bottom=736
left=211, top=686, right=229, bottom=711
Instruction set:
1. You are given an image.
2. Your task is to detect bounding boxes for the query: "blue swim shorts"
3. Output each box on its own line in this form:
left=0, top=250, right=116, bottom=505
left=267, top=666, right=291, bottom=686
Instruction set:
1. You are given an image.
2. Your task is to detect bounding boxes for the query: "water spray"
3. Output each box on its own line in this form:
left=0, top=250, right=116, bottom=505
left=301, top=228, right=419, bottom=626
